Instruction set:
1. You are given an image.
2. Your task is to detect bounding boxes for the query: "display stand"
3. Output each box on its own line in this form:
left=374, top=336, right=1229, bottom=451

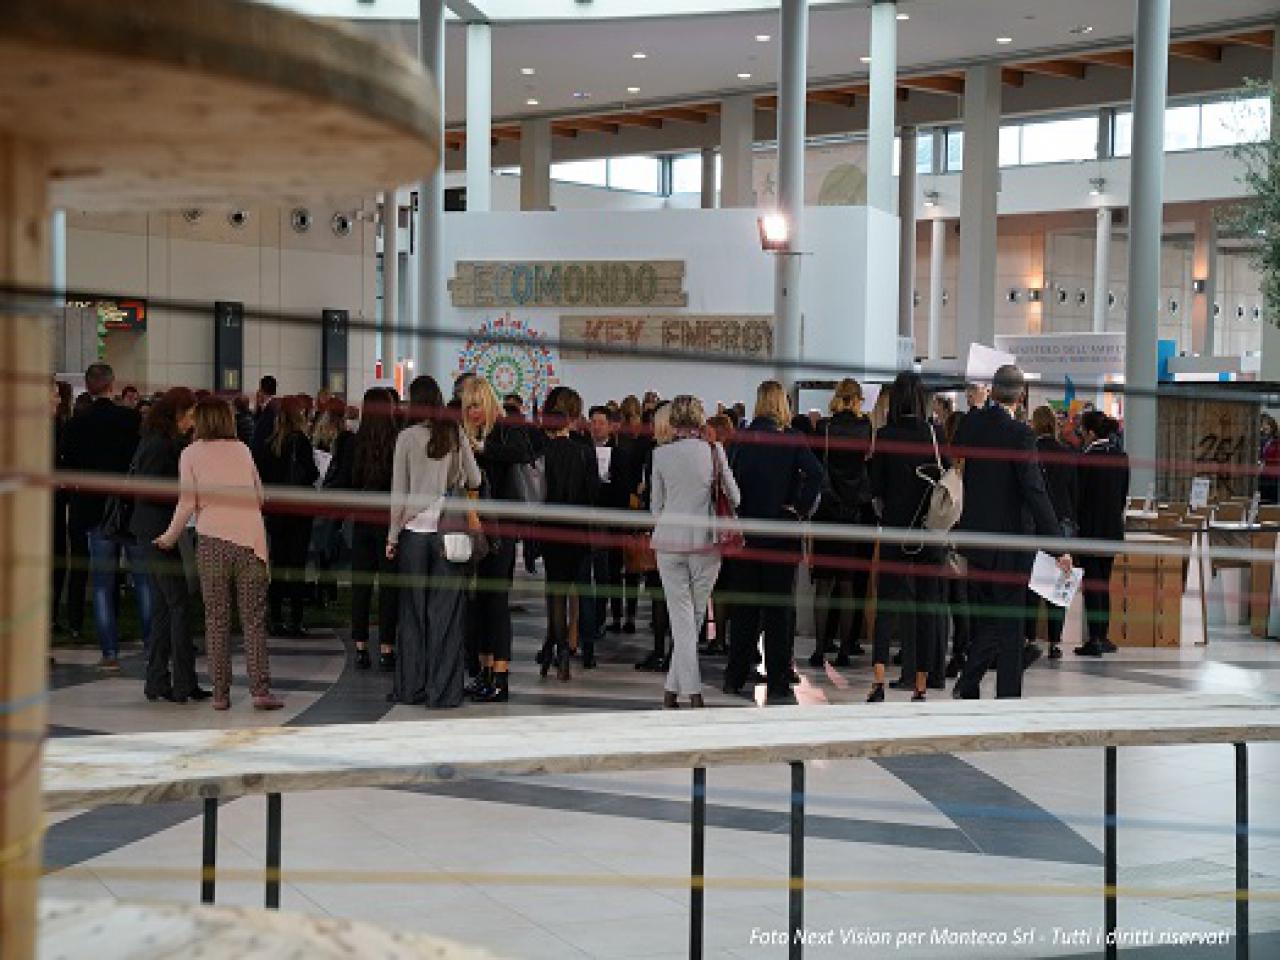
left=0, top=2, right=438, bottom=955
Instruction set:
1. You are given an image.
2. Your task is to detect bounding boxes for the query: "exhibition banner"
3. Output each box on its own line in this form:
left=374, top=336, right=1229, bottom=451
left=450, top=260, right=688, bottom=308
left=560, top=315, right=774, bottom=360
left=994, top=332, right=1126, bottom=381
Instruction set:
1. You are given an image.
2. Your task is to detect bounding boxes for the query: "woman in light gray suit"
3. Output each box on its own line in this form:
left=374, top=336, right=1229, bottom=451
left=650, top=396, right=740, bottom=708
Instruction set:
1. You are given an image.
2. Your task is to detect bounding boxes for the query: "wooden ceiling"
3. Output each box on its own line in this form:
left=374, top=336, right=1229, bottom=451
left=442, top=27, right=1275, bottom=152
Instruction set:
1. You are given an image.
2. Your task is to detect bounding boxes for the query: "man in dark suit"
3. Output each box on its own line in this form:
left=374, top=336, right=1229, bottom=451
left=1074, top=411, right=1130, bottom=656
left=952, top=365, right=1071, bottom=699
left=59, top=363, right=144, bottom=671
left=251, top=374, right=278, bottom=458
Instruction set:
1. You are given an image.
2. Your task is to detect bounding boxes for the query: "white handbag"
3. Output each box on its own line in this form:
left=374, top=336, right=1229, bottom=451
left=918, top=424, right=963, bottom=532
left=443, top=532, right=474, bottom=564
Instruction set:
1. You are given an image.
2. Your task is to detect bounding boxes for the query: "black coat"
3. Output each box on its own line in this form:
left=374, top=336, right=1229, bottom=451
left=255, top=430, right=318, bottom=488
left=541, top=433, right=601, bottom=551
left=953, top=404, right=1061, bottom=571
left=815, top=410, right=872, bottom=522
left=1076, top=440, right=1130, bottom=542
left=476, top=422, right=535, bottom=502
left=1034, top=435, right=1078, bottom=531
left=128, top=433, right=184, bottom=543
left=729, top=417, right=824, bottom=533
left=869, top=417, right=945, bottom=561
left=59, top=397, right=141, bottom=529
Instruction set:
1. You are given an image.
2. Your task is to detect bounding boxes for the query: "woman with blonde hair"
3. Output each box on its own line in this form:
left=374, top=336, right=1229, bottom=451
left=650, top=396, right=739, bottom=708
left=810, top=378, right=874, bottom=668
left=460, top=376, right=533, bottom=702
left=722, top=381, right=824, bottom=703
left=155, top=398, right=281, bottom=710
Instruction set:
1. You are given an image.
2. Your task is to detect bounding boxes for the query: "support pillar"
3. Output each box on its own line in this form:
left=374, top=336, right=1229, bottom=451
left=957, top=64, right=1001, bottom=349
left=0, top=134, right=52, bottom=960
left=464, top=22, right=492, bottom=213
left=775, top=0, right=808, bottom=386
left=417, top=0, right=446, bottom=375
left=519, top=119, right=552, bottom=212
left=700, top=147, right=717, bottom=209
left=720, top=94, right=755, bottom=208
left=1125, top=0, right=1171, bottom=495
left=1093, top=206, right=1112, bottom=334
left=1191, top=205, right=1218, bottom=355
left=898, top=127, right=917, bottom=340
left=1266, top=26, right=1280, bottom=382
left=382, top=187, right=400, bottom=366
left=866, top=0, right=898, bottom=215
left=928, top=217, right=946, bottom=360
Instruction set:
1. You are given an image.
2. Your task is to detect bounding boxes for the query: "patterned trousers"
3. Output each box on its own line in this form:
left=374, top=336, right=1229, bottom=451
left=196, top=535, right=272, bottom=698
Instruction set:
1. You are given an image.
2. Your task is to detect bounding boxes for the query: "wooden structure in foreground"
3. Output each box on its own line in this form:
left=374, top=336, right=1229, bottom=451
left=0, top=2, right=439, bottom=955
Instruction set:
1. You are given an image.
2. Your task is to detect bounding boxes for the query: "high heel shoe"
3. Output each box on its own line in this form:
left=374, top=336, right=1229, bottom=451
left=354, top=647, right=372, bottom=669
left=539, top=640, right=555, bottom=678
left=689, top=694, right=705, bottom=709
left=663, top=691, right=680, bottom=709
left=866, top=683, right=885, bottom=703
left=557, top=645, right=572, bottom=682
left=378, top=650, right=396, bottom=672
left=912, top=689, right=927, bottom=702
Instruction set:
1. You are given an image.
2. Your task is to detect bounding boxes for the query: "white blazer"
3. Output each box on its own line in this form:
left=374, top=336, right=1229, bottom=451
left=649, top=438, right=740, bottom=553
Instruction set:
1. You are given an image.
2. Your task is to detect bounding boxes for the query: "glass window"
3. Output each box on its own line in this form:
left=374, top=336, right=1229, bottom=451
left=670, top=153, right=705, bottom=194
left=551, top=159, right=607, bottom=187
left=1164, top=103, right=1201, bottom=151
left=1019, top=116, right=1097, bottom=164
left=1202, top=96, right=1271, bottom=148
left=945, top=129, right=963, bottom=172
left=999, top=125, right=1021, bottom=167
left=915, top=134, right=934, bottom=174
left=1113, top=110, right=1132, bottom=157
left=608, top=155, right=661, bottom=193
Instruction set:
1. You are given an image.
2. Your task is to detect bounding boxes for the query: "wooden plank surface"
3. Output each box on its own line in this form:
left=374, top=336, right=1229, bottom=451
left=39, top=899, right=491, bottom=959
left=1, top=0, right=440, bottom=209
left=43, top=695, right=1280, bottom=812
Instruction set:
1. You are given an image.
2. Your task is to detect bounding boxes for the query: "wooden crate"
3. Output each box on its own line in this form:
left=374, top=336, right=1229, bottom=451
left=1156, top=395, right=1259, bottom=503
left=1108, top=535, right=1183, bottom=647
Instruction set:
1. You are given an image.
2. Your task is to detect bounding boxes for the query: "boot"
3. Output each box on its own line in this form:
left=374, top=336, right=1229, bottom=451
left=557, top=644, right=572, bottom=682
left=582, top=640, right=597, bottom=669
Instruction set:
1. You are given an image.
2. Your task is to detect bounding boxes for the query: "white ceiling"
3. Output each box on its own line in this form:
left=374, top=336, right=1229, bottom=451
left=347, top=0, right=1280, bottom=124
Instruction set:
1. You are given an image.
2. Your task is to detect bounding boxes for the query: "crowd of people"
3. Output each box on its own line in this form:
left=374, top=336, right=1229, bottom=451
left=50, top=360, right=1133, bottom=712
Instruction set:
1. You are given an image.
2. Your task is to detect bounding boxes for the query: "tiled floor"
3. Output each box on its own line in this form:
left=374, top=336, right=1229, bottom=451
left=40, top=578, right=1280, bottom=958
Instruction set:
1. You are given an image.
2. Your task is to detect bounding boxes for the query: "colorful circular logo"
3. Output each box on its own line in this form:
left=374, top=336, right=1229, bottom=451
left=456, top=312, right=559, bottom=406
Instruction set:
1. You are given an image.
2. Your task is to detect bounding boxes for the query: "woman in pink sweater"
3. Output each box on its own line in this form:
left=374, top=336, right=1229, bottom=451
left=155, top=397, right=283, bottom=711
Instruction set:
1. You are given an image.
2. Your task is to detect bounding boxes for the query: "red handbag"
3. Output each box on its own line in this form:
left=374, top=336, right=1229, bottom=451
left=709, top=441, right=745, bottom=553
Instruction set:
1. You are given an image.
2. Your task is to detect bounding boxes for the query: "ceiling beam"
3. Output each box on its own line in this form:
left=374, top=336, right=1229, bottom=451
left=1169, top=40, right=1224, bottom=63
left=1002, top=68, right=1026, bottom=87
left=493, top=126, right=522, bottom=141
left=754, top=94, right=778, bottom=111
left=1015, top=59, right=1088, bottom=80
left=1073, top=50, right=1135, bottom=69
left=559, top=118, right=622, bottom=135
left=808, top=89, right=857, bottom=107
left=1222, top=29, right=1275, bottom=50
left=898, top=74, right=965, bottom=96
left=549, top=123, right=579, bottom=138
left=599, top=113, right=664, bottom=129
left=646, top=107, right=711, bottom=124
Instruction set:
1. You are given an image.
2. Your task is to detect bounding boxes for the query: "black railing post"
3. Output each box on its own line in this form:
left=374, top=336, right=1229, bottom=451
left=789, top=761, right=805, bottom=960
left=1236, top=743, right=1249, bottom=960
left=690, top=767, right=706, bottom=960
left=1105, top=746, right=1117, bottom=960
left=265, top=792, right=282, bottom=909
left=200, top=797, right=217, bottom=904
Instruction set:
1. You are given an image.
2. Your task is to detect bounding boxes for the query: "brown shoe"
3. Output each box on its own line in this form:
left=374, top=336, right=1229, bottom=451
left=97, top=657, right=121, bottom=673
left=663, top=691, right=680, bottom=709
left=689, top=694, right=705, bottom=709
left=212, top=696, right=231, bottom=711
left=253, top=693, right=285, bottom=711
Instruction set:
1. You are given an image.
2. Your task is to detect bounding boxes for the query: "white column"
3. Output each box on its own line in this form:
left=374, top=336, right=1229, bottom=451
left=1191, top=205, right=1218, bottom=354
left=898, top=127, right=917, bottom=339
left=1266, top=28, right=1280, bottom=381
left=719, top=94, right=755, bottom=208
left=700, top=147, right=717, bottom=209
left=1093, top=206, right=1111, bottom=333
left=417, top=0, right=446, bottom=375
left=866, top=0, right=898, bottom=214
left=382, top=188, right=399, bottom=365
left=1125, top=0, right=1171, bottom=495
left=519, top=118, right=552, bottom=211
left=928, top=217, right=946, bottom=360
left=775, top=0, right=808, bottom=386
left=957, top=64, right=1001, bottom=349
left=465, top=22, right=492, bottom=213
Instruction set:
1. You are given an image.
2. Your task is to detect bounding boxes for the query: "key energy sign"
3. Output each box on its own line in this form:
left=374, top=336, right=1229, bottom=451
left=450, top=260, right=688, bottom=309
left=560, top=315, right=774, bottom=360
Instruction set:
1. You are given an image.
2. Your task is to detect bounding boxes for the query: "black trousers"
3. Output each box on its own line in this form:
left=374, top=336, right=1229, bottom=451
left=949, top=577, right=971, bottom=662
left=266, top=513, right=313, bottom=628
left=872, top=550, right=943, bottom=683
left=955, top=567, right=1026, bottom=699
left=1081, top=554, right=1116, bottom=644
left=52, top=494, right=68, bottom=624
left=142, top=542, right=198, bottom=697
left=725, top=543, right=798, bottom=695
left=469, top=537, right=517, bottom=661
left=644, top=568, right=669, bottom=659
left=544, top=544, right=594, bottom=650
left=1024, top=589, right=1066, bottom=645
left=350, top=521, right=399, bottom=646
left=66, top=519, right=90, bottom=632
left=589, top=547, right=611, bottom=642
left=393, top=531, right=465, bottom=708
left=607, top=547, right=639, bottom=624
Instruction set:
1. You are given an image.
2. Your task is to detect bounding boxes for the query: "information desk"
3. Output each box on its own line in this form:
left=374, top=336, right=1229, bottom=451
left=1107, top=533, right=1185, bottom=647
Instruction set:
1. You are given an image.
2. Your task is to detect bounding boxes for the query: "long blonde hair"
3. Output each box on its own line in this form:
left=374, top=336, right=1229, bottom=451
left=753, top=380, right=791, bottom=428
left=461, top=377, right=501, bottom=440
left=829, top=378, right=863, bottom=415
left=652, top=401, right=674, bottom=445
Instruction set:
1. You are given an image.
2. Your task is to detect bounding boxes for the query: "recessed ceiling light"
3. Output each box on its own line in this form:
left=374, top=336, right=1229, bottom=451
left=996, top=36, right=1013, bottom=44
left=520, top=67, right=535, bottom=76
left=860, top=56, right=872, bottom=63
left=526, top=97, right=539, bottom=106
left=572, top=91, right=591, bottom=99
left=632, top=51, right=647, bottom=59
left=755, top=34, right=771, bottom=42
left=896, top=12, right=910, bottom=20
left=1070, top=24, right=1095, bottom=35
left=626, top=86, right=640, bottom=94
left=737, top=72, right=752, bottom=79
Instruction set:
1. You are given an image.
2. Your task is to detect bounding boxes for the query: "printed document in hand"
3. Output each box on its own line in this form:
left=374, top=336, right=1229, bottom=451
left=1029, top=551, right=1083, bottom=608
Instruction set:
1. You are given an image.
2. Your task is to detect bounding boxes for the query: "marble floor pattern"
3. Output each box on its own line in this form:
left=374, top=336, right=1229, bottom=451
left=40, top=577, right=1280, bottom=959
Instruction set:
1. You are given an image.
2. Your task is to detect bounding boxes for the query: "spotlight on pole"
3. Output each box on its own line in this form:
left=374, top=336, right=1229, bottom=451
left=757, top=212, right=791, bottom=252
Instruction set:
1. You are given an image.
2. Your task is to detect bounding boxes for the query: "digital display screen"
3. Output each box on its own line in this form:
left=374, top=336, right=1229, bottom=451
left=97, top=299, right=147, bottom=331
